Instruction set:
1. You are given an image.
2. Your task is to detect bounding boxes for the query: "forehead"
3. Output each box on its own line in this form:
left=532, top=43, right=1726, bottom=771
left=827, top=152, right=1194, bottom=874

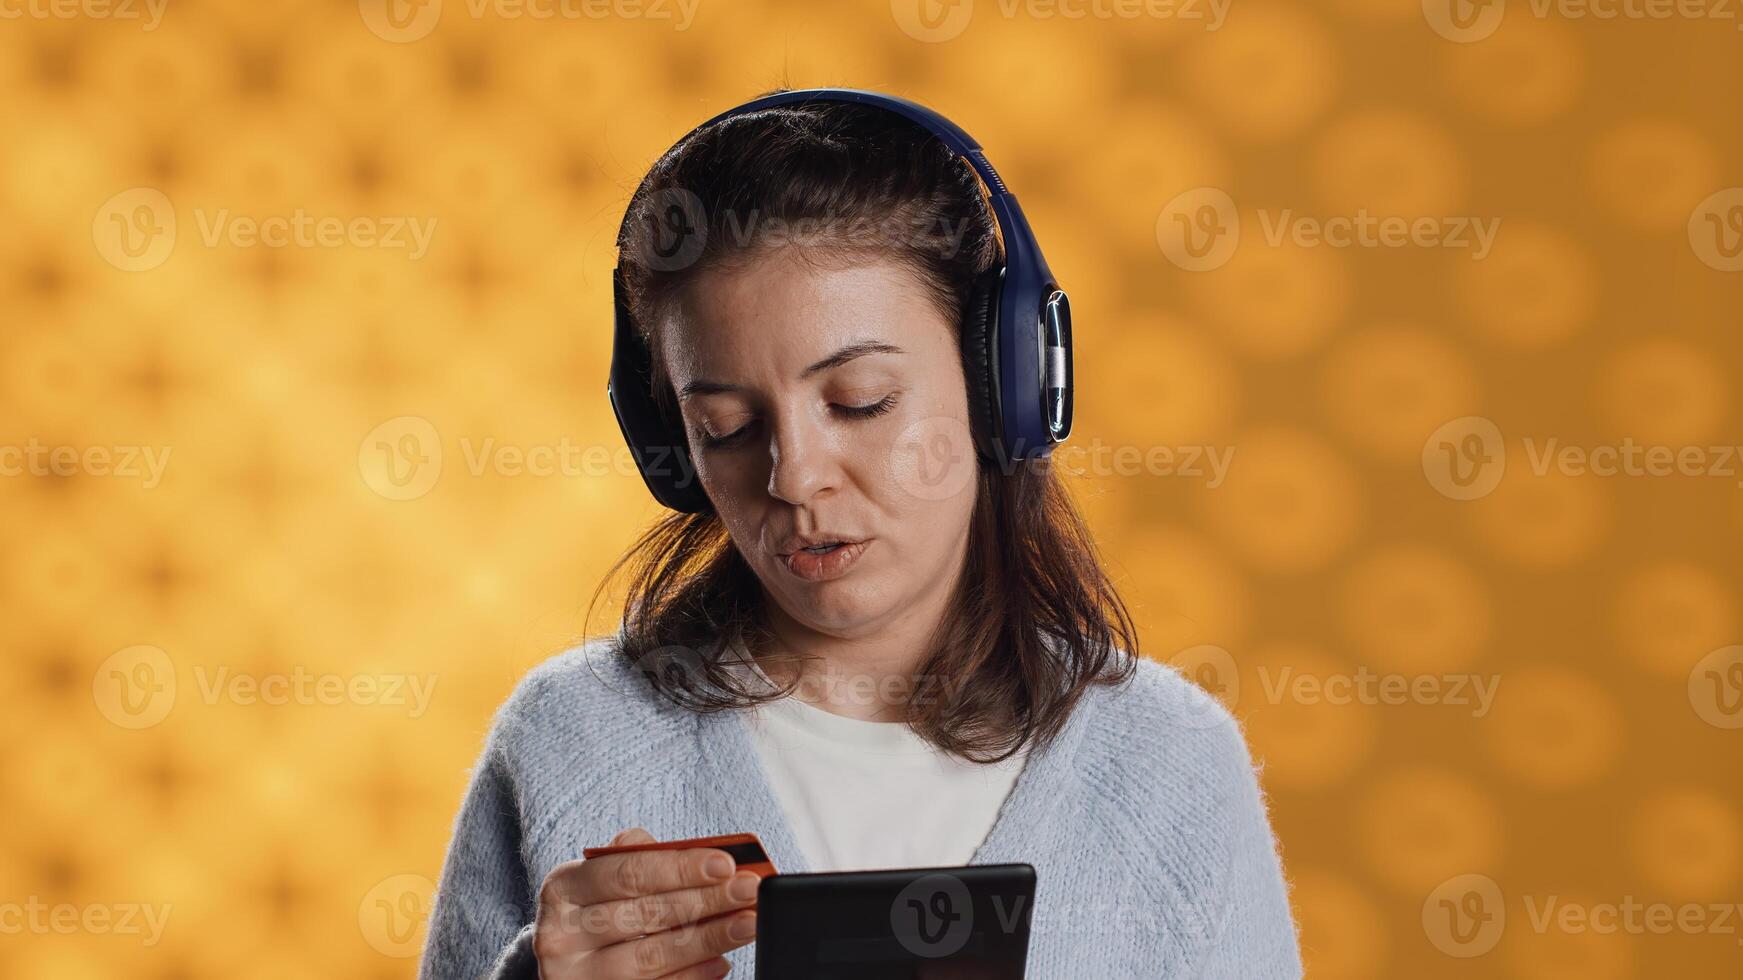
left=661, top=250, right=953, bottom=383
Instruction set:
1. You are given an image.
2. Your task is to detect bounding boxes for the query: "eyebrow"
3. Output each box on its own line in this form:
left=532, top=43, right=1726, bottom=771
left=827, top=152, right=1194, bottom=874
left=677, top=341, right=905, bottom=399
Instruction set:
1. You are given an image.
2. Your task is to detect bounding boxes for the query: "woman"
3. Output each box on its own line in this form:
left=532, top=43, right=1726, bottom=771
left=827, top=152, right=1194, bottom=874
left=420, top=88, right=1300, bottom=979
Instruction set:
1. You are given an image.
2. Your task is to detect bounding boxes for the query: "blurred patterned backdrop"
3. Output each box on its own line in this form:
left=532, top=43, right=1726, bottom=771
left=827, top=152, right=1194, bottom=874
left=3, top=0, right=1742, bottom=976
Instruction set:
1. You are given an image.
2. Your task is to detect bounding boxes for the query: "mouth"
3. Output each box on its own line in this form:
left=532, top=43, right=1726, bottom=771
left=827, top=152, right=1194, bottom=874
left=776, top=539, right=870, bottom=582
left=774, top=533, right=865, bottom=558
left=790, top=541, right=851, bottom=555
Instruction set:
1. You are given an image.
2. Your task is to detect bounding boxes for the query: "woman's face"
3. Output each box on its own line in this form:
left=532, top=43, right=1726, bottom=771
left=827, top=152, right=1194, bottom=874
left=661, top=248, right=980, bottom=639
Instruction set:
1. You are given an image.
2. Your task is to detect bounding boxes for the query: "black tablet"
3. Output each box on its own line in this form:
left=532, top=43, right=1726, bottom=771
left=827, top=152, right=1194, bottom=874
left=755, top=863, right=1036, bottom=979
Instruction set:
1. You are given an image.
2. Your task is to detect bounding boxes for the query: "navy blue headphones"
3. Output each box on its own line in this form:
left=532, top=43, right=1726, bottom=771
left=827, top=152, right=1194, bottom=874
left=608, top=88, right=1074, bottom=513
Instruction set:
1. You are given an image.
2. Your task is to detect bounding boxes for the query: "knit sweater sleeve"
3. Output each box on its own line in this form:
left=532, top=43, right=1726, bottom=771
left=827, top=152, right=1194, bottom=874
left=1183, top=707, right=1302, bottom=979
left=418, top=700, right=543, bottom=980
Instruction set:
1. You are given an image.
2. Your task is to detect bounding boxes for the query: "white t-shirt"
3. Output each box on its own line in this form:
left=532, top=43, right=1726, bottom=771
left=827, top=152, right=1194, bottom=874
left=743, top=688, right=1030, bottom=873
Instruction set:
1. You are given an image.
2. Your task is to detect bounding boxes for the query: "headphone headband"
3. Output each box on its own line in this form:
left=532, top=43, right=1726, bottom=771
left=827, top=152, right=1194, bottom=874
left=616, top=89, right=1007, bottom=234
left=609, top=88, right=1074, bottom=513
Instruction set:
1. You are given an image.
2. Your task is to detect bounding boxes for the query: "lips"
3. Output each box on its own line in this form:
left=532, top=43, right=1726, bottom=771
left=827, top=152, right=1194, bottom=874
left=777, top=539, right=870, bottom=582
left=774, top=533, right=865, bottom=557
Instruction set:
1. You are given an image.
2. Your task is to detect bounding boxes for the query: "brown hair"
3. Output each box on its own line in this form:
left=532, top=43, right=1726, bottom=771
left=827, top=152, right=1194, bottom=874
left=588, top=88, right=1138, bottom=763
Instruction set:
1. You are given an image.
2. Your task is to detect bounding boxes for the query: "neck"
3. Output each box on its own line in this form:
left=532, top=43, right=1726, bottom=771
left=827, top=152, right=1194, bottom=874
left=756, top=578, right=961, bottom=723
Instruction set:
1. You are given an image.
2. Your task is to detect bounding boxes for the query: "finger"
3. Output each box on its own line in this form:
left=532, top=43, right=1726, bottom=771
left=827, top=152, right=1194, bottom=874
left=613, top=827, right=658, bottom=847
left=539, top=858, right=588, bottom=914
left=572, top=847, right=738, bottom=905
left=594, top=910, right=756, bottom=980
left=657, top=956, right=732, bottom=980
left=559, top=872, right=760, bottom=949
left=540, top=829, right=662, bottom=911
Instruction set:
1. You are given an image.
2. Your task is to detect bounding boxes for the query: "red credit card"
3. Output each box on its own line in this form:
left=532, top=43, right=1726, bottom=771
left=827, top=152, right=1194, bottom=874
left=581, top=833, right=778, bottom=879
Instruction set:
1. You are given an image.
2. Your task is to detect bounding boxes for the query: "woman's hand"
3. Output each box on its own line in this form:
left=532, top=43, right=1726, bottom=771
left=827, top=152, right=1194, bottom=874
left=532, top=828, right=760, bottom=979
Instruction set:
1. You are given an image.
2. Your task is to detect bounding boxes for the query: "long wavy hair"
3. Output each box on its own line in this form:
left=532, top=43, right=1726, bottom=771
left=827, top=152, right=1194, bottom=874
left=587, top=88, right=1138, bottom=763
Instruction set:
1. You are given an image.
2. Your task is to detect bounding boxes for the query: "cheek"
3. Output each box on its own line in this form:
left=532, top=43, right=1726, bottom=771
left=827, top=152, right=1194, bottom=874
left=872, top=405, right=982, bottom=514
left=865, top=459, right=977, bottom=580
left=685, top=451, right=761, bottom=539
left=713, top=499, right=769, bottom=568
left=691, top=444, right=762, bottom=500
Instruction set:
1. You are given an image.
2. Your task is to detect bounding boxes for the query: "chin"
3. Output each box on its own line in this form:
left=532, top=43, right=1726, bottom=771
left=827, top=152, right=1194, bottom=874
left=770, top=580, right=894, bottom=636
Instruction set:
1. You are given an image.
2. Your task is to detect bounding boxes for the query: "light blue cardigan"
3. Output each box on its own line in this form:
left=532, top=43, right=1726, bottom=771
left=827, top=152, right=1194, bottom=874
left=419, top=637, right=1302, bottom=978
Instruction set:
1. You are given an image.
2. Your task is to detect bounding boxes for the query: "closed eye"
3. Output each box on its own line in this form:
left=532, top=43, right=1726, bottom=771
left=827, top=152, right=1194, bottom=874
left=699, top=393, right=901, bottom=450
left=836, top=393, right=899, bottom=421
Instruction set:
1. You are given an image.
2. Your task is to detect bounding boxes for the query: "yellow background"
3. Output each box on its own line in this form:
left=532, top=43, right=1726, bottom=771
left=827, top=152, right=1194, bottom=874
left=3, top=0, right=1742, bottom=976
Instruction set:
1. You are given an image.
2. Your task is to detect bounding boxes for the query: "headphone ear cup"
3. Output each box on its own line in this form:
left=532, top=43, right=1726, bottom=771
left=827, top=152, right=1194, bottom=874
left=960, top=268, right=1004, bottom=465
left=610, top=276, right=711, bottom=513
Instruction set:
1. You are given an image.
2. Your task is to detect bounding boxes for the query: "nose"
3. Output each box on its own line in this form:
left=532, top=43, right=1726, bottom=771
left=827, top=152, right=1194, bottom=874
left=765, top=408, right=841, bottom=505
